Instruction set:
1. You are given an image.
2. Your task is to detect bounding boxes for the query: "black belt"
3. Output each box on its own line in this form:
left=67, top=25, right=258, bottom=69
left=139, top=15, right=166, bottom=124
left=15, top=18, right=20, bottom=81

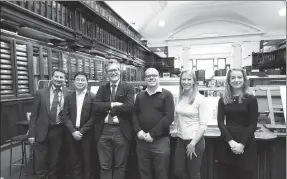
left=49, top=123, right=64, bottom=128
left=104, top=123, right=120, bottom=127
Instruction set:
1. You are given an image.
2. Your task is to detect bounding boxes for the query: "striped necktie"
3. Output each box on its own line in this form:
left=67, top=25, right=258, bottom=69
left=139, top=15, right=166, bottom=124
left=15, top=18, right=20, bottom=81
left=50, top=88, right=60, bottom=124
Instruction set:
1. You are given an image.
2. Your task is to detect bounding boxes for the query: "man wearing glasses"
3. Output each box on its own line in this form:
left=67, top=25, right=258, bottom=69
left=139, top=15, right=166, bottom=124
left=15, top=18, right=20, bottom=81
left=93, top=59, right=135, bottom=179
left=62, top=72, right=95, bottom=179
left=133, top=68, right=175, bottom=179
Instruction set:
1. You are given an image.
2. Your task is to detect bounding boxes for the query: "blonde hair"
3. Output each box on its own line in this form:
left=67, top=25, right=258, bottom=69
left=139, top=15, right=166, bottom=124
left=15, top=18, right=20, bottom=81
left=179, top=69, right=198, bottom=105
left=223, top=68, right=249, bottom=104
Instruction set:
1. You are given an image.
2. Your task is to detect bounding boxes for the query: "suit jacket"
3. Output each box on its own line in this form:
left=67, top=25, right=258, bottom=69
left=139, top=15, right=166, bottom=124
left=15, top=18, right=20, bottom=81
left=62, top=90, right=95, bottom=135
left=93, top=81, right=135, bottom=141
left=29, top=87, right=70, bottom=142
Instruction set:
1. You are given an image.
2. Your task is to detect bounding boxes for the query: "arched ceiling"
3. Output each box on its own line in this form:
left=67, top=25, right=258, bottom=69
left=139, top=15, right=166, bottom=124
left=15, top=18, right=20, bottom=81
left=106, top=1, right=286, bottom=46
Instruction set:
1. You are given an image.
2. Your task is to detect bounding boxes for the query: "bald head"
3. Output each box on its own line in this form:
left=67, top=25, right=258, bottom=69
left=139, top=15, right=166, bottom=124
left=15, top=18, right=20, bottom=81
left=145, top=68, right=160, bottom=88
left=145, top=68, right=159, bottom=76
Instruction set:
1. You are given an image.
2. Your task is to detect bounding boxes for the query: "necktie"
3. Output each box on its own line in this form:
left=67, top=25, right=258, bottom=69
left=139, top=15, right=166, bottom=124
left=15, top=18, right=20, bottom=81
left=50, top=88, right=60, bottom=124
left=111, top=84, right=116, bottom=102
left=108, top=84, right=116, bottom=124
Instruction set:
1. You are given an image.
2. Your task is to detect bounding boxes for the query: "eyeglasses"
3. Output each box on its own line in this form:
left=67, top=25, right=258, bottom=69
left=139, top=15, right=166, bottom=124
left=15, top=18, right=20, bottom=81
left=145, top=74, right=158, bottom=78
left=108, top=69, right=119, bottom=73
left=75, top=79, right=87, bottom=82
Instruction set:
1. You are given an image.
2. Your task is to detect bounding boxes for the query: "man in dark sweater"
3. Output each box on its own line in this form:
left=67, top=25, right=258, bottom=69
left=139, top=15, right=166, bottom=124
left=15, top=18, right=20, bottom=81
left=133, top=68, right=175, bottom=179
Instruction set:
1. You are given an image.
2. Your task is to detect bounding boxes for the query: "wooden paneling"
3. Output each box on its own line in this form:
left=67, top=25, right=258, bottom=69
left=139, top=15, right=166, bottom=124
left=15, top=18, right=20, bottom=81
left=3, top=1, right=150, bottom=66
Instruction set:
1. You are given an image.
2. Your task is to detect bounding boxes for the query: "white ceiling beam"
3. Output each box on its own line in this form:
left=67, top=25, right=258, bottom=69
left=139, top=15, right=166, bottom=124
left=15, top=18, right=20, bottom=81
left=149, top=32, right=286, bottom=47
left=147, top=33, right=263, bottom=47
left=167, top=34, right=263, bottom=47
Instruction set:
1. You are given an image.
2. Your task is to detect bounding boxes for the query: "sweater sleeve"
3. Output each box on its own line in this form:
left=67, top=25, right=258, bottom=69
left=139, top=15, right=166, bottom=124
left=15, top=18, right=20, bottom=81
left=149, top=91, right=175, bottom=138
left=240, top=95, right=258, bottom=146
left=217, top=98, right=233, bottom=142
left=93, top=85, right=112, bottom=113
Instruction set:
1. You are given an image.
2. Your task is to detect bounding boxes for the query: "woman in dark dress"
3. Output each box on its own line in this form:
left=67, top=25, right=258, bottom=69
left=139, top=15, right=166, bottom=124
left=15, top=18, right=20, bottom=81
left=217, top=68, right=258, bottom=179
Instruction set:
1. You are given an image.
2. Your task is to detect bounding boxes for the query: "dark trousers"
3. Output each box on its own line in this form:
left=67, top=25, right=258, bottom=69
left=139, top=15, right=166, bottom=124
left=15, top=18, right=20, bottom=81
left=218, top=162, right=255, bottom=179
left=34, top=124, right=64, bottom=179
left=174, top=137, right=205, bottom=179
left=97, top=124, right=129, bottom=179
left=136, top=136, right=170, bottom=179
left=66, top=130, right=93, bottom=179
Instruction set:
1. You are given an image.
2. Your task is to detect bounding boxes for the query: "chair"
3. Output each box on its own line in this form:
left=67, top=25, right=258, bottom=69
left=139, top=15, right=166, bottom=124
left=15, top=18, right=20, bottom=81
left=9, top=133, right=29, bottom=176
left=9, top=112, right=32, bottom=177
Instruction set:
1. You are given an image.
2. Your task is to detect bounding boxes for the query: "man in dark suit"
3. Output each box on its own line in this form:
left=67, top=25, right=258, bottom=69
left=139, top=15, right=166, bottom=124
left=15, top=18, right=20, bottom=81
left=94, top=59, right=135, bottom=179
left=28, top=69, right=70, bottom=179
left=62, top=72, right=95, bottom=179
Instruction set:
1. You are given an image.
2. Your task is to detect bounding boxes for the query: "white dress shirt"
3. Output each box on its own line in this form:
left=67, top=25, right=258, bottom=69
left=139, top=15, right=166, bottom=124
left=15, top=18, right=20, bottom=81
left=146, top=86, right=162, bottom=96
left=104, top=80, right=120, bottom=123
left=76, top=89, right=87, bottom=127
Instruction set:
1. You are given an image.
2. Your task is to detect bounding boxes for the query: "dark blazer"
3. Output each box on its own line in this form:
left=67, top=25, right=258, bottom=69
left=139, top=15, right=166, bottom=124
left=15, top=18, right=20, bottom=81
left=29, top=87, right=70, bottom=142
left=93, top=81, right=135, bottom=141
left=62, top=90, right=95, bottom=135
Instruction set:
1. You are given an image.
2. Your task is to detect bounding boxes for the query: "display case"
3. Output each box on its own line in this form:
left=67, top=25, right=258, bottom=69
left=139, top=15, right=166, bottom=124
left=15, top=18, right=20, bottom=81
left=84, top=57, right=90, bottom=79
left=51, top=49, right=61, bottom=71
left=94, top=56, right=106, bottom=82
left=42, top=48, right=49, bottom=80
left=90, top=57, right=95, bottom=80
left=69, top=54, right=77, bottom=83
left=130, top=66, right=136, bottom=81
left=62, top=51, right=69, bottom=74
left=32, top=45, right=41, bottom=91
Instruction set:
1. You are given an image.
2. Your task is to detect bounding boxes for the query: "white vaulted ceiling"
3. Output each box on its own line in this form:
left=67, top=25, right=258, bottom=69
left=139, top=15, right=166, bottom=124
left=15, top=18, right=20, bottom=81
left=105, top=1, right=286, bottom=47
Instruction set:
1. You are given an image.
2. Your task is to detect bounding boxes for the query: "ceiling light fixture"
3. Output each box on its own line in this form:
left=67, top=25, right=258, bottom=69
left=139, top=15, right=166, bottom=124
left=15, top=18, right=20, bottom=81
left=278, top=7, right=286, bottom=16
left=158, top=20, right=165, bottom=27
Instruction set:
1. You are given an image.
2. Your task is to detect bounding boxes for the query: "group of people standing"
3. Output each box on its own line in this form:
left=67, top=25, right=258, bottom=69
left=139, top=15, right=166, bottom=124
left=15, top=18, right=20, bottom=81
left=28, top=58, right=258, bottom=179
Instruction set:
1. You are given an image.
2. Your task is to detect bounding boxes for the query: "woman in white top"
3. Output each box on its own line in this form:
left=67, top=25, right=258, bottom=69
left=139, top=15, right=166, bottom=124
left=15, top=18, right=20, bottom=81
left=171, top=69, right=208, bottom=179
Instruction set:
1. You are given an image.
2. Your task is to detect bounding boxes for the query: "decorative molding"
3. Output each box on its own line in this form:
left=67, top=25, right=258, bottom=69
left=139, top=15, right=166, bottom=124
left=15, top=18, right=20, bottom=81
left=168, top=19, right=262, bottom=39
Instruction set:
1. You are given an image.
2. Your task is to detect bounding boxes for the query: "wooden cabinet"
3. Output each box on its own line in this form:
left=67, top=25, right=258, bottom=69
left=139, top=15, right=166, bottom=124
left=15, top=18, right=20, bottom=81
left=93, top=56, right=106, bottom=82
left=32, top=45, right=61, bottom=91
left=0, top=37, right=33, bottom=100
left=0, top=37, right=14, bottom=99
left=252, top=47, right=286, bottom=70
left=0, top=29, right=144, bottom=101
